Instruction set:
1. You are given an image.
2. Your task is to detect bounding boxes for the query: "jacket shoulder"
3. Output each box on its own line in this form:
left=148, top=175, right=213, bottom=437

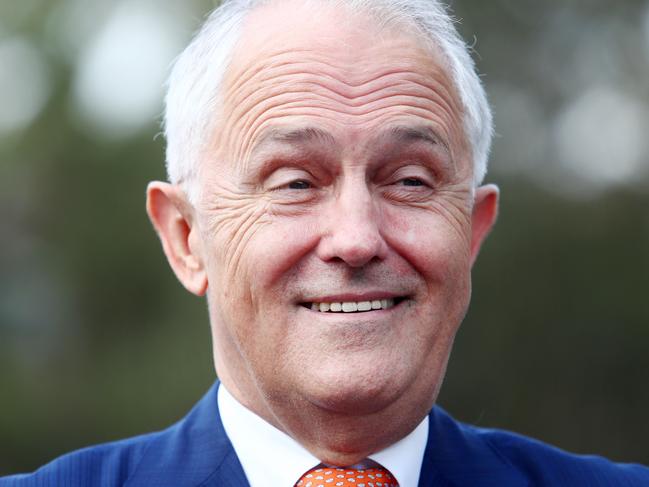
left=0, top=383, right=245, bottom=487
left=425, top=407, right=649, bottom=486
left=0, top=431, right=162, bottom=487
left=467, top=419, right=649, bottom=485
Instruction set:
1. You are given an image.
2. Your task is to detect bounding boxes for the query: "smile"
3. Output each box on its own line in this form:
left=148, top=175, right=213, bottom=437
left=303, top=298, right=404, bottom=313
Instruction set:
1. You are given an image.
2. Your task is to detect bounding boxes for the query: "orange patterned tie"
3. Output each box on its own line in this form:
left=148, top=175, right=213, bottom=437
left=295, top=465, right=399, bottom=487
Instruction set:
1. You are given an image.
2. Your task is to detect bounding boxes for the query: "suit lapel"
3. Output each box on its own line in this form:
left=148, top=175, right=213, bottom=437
left=417, top=456, right=454, bottom=487
left=125, top=381, right=249, bottom=487
left=199, top=448, right=250, bottom=487
left=418, top=407, right=530, bottom=487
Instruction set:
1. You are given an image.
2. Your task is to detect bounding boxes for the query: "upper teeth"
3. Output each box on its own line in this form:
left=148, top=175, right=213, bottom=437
left=310, top=299, right=395, bottom=313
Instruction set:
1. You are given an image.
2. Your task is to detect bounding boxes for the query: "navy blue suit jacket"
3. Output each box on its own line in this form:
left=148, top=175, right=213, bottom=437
left=2, top=381, right=648, bottom=486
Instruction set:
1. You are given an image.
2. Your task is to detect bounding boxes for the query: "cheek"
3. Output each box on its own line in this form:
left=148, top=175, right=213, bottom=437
left=246, top=215, right=320, bottom=293
left=220, top=216, right=319, bottom=362
left=198, top=194, right=272, bottom=324
left=206, top=207, right=319, bottom=319
left=383, top=206, right=472, bottom=283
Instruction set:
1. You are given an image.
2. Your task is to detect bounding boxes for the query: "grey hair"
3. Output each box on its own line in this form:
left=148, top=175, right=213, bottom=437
left=163, top=0, right=493, bottom=202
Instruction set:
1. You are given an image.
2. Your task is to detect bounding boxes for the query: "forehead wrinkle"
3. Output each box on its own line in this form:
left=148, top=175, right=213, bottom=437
left=223, top=55, right=462, bottom=134
left=233, top=88, right=461, bottom=161
left=223, top=50, right=317, bottom=105
left=230, top=90, right=463, bottom=171
left=226, top=50, right=458, bottom=106
left=226, top=71, right=462, bottom=142
left=259, top=71, right=455, bottom=107
left=232, top=103, right=446, bottom=172
left=225, top=30, right=438, bottom=89
left=223, top=32, right=456, bottom=98
left=220, top=45, right=466, bottom=176
left=221, top=38, right=462, bottom=112
left=248, top=56, right=438, bottom=90
left=230, top=86, right=455, bottom=125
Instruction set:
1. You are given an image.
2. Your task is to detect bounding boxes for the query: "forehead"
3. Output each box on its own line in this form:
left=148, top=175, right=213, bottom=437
left=217, top=0, right=468, bottom=167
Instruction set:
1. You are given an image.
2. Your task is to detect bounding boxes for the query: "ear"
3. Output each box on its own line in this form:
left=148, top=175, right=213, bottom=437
left=146, top=181, right=208, bottom=296
left=470, top=184, right=499, bottom=266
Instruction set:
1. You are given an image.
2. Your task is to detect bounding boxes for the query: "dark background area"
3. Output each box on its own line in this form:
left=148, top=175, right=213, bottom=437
left=1, top=0, right=648, bottom=474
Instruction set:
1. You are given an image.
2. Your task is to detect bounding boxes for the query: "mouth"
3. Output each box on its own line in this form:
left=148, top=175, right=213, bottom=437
left=300, top=296, right=408, bottom=313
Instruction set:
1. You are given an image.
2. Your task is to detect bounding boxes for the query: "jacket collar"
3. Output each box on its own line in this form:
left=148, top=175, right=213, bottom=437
left=125, top=381, right=248, bottom=486
left=418, top=406, right=530, bottom=487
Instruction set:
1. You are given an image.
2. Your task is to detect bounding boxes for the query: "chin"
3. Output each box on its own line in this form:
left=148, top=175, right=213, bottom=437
left=301, top=362, right=414, bottom=416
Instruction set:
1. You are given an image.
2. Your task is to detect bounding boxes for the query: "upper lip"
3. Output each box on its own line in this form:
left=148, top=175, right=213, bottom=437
left=300, top=291, right=407, bottom=303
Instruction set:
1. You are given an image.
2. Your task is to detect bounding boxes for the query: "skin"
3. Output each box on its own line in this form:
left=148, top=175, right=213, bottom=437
left=147, top=0, right=499, bottom=466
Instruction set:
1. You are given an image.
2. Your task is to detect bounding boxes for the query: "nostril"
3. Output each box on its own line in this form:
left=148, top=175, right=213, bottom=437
left=319, top=240, right=388, bottom=268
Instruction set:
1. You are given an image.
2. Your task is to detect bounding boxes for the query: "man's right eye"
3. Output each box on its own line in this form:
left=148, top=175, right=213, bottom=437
left=264, top=167, right=316, bottom=193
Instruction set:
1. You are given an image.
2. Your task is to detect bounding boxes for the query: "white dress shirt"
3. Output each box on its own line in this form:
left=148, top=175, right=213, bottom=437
left=218, top=383, right=428, bottom=487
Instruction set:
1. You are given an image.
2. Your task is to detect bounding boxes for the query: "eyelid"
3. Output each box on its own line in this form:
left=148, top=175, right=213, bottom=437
left=390, top=164, right=436, bottom=185
left=264, top=167, right=314, bottom=190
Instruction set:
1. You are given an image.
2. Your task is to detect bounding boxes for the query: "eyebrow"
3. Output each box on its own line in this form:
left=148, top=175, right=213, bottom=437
left=377, top=124, right=454, bottom=176
left=248, top=124, right=450, bottom=162
left=385, top=125, right=448, bottom=153
left=250, top=127, right=336, bottom=157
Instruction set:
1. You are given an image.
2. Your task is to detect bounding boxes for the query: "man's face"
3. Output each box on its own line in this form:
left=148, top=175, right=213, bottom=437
left=188, top=1, right=494, bottom=443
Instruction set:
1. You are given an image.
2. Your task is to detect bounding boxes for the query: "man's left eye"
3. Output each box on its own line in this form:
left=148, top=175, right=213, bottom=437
left=287, top=180, right=312, bottom=189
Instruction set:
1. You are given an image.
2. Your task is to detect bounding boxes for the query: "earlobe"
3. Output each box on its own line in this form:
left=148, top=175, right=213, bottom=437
left=146, top=181, right=208, bottom=296
left=470, top=184, right=499, bottom=266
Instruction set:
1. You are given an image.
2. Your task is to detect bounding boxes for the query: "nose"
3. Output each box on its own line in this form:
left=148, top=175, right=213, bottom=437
left=316, top=180, right=388, bottom=267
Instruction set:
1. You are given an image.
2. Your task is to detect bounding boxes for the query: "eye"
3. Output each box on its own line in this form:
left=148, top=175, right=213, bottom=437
left=264, top=167, right=316, bottom=192
left=400, top=177, right=425, bottom=187
left=381, top=165, right=435, bottom=202
left=286, top=179, right=313, bottom=190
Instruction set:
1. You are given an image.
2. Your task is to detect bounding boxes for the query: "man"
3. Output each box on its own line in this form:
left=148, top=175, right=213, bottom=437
left=2, top=0, right=648, bottom=485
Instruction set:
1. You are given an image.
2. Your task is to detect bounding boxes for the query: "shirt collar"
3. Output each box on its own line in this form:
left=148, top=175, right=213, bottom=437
left=218, top=383, right=428, bottom=487
left=369, top=416, right=428, bottom=487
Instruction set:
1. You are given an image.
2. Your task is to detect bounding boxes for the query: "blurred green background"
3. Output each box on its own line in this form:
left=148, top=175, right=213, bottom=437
left=1, top=0, right=648, bottom=475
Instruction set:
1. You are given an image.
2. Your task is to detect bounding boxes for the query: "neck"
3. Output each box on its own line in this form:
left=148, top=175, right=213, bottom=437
left=221, top=376, right=433, bottom=466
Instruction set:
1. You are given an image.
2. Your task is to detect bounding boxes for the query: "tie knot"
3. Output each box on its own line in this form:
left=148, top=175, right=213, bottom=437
left=296, top=465, right=398, bottom=487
